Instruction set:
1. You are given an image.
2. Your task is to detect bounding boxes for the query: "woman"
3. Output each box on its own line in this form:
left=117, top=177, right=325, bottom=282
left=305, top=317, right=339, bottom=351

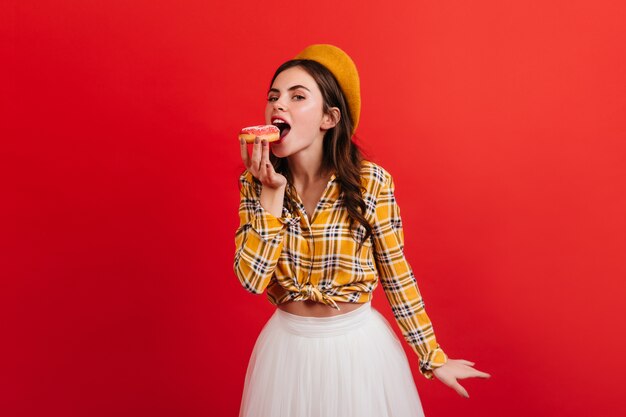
left=234, top=44, right=490, bottom=417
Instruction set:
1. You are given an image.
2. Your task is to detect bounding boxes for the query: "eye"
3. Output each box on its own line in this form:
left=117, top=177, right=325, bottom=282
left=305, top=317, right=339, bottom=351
left=293, top=95, right=305, bottom=100
left=267, top=96, right=278, bottom=102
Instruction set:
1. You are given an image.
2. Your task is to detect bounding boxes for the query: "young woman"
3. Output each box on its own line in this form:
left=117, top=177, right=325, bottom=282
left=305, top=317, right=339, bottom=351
left=234, top=44, right=490, bottom=417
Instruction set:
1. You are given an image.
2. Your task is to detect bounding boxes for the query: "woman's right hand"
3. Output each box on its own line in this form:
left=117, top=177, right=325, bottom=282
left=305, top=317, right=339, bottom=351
left=240, top=137, right=287, bottom=190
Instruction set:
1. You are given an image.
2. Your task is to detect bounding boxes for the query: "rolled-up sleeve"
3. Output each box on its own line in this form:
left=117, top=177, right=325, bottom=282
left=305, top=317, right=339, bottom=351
left=233, top=171, right=292, bottom=295
left=371, top=171, right=448, bottom=380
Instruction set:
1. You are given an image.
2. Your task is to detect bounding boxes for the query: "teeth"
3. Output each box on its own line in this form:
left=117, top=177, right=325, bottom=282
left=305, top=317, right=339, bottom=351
left=272, top=119, right=286, bottom=124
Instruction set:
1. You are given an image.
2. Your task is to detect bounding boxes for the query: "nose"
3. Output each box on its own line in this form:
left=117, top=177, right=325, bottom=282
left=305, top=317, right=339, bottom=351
left=273, top=98, right=287, bottom=112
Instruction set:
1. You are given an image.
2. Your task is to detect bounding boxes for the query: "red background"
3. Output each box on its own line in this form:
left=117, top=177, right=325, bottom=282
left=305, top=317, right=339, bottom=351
left=2, top=1, right=625, bottom=416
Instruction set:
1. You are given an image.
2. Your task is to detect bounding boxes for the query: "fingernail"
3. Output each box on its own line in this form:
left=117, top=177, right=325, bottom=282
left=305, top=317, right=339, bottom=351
left=240, top=137, right=244, bottom=144
left=262, top=140, right=267, bottom=146
left=254, top=137, right=259, bottom=144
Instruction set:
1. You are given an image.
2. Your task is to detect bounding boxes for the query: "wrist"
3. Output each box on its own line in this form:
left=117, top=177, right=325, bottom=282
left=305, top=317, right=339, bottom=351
left=260, top=186, right=285, bottom=218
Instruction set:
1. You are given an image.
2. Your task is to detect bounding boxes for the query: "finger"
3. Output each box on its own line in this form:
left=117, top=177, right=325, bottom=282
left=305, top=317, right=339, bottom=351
left=239, top=137, right=250, bottom=168
left=475, top=370, right=491, bottom=378
left=261, top=139, right=270, bottom=167
left=265, top=159, right=275, bottom=175
left=458, top=360, right=476, bottom=367
left=250, top=137, right=262, bottom=172
left=454, top=383, right=470, bottom=399
left=265, top=162, right=274, bottom=182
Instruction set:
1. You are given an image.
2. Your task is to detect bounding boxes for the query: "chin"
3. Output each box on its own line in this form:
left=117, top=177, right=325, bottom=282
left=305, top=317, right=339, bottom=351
left=270, top=146, right=290, bottom=158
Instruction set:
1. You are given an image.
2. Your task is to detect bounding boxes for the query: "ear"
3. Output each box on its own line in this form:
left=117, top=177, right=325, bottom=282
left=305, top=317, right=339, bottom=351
left=320, top=107, right=341, bottom=130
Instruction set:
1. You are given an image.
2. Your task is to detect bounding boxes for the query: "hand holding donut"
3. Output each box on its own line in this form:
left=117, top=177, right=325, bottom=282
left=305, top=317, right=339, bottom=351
left=239, top=125, right=287, bottom=190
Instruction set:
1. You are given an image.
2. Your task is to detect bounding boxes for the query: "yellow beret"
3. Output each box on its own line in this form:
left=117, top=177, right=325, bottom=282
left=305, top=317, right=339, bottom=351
left=294, top=44, right=361, bottom=136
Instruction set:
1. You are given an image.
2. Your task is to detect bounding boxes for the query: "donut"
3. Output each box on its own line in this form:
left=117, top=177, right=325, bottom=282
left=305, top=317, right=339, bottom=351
left=238, top=125, right=280, bottom=144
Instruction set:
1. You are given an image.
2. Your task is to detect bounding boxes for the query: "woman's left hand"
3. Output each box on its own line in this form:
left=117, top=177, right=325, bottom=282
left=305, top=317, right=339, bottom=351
left=432, top=358, right=491, bottom=398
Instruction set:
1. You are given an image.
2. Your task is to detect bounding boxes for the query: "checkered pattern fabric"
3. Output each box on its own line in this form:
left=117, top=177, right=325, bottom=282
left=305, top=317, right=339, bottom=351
left=234, top=160, right=448, bottom=379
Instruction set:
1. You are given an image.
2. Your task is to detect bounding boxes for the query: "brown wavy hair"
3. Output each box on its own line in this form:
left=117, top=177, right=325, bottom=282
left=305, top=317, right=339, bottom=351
left=265, top=59, right=373, bottom=250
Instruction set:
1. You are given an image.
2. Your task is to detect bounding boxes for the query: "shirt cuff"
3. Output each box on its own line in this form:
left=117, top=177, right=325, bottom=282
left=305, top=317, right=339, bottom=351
left=416, top=347, right=448, bottom=380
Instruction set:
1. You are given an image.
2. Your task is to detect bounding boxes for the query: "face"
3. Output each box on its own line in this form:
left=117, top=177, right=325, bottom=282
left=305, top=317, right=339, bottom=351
left=264, top=66, right=337, bottom=158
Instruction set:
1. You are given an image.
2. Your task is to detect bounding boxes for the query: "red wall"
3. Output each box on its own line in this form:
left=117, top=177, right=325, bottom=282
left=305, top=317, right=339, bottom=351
left=2, top=1, right=625, bottom=416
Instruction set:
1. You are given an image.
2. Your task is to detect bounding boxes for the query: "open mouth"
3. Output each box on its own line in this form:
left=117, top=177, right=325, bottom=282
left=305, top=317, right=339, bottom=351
left=272, top=120, right=291, bottom=139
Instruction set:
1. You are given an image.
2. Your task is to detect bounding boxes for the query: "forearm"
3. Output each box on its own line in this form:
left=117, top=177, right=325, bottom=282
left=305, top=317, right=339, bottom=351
left=260, top=185, right=286, bottom=218
left=234, top=230, right=284, bottom=294
left=234, top=184, right=288, bottom=293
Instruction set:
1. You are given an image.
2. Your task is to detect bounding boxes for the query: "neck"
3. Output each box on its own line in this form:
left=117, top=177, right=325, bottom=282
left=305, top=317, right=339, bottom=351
left=287, top=137, right=331, bottom=185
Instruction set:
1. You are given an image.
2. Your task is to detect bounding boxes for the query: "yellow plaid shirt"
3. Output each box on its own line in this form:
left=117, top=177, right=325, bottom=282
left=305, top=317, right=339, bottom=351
left=233, top=160, right=448, bottom=379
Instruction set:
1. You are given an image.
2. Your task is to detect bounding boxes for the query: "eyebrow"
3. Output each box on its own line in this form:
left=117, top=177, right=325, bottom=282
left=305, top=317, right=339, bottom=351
left=268, top=85, right=311, bottom=94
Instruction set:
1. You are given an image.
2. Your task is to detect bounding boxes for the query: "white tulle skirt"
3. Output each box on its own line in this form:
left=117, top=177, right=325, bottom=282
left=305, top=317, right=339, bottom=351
left=238, top=301, right=426, bottom=417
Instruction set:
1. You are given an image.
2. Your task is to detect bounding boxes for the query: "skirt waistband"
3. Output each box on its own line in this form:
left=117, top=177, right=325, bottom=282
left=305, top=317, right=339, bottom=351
left=275, top=302, right=372, bottom=337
